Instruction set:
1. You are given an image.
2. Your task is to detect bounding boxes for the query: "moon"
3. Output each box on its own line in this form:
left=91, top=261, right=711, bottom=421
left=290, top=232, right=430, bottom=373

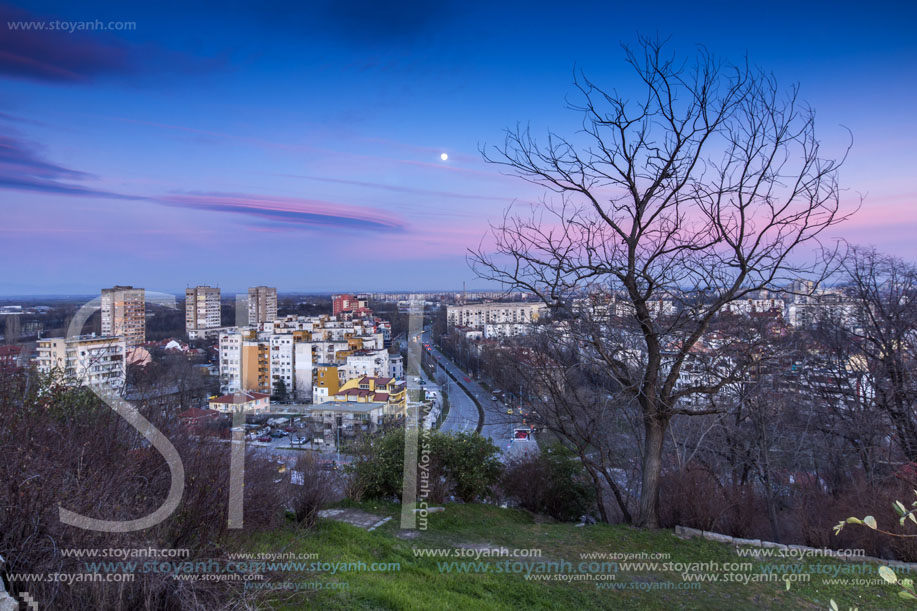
left=440, top=153, right=448, bottom=161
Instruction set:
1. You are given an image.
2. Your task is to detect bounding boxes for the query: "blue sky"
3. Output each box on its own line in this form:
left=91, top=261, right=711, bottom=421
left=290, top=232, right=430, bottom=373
left=1, top=0, right=915, bottom=294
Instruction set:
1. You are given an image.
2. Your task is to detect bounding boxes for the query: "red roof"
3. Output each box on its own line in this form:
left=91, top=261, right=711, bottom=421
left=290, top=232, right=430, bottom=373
left=211, top=391, right=270, bottom=404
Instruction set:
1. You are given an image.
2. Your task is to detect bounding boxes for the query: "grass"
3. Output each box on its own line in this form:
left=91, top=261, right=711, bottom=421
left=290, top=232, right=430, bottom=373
left=243, top=502, right=909, bottom=610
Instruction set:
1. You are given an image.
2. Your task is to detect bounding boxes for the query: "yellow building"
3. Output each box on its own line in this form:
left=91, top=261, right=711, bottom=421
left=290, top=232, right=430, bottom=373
left=313, top=364, right=342, bottom=403
left=331, top=375, right=406, bottom=415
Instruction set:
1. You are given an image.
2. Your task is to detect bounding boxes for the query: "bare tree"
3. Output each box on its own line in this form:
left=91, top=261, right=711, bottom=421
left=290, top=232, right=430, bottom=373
left=472, top=38, right=851, bottom=527
left=826, top=247, right=917, bottom=460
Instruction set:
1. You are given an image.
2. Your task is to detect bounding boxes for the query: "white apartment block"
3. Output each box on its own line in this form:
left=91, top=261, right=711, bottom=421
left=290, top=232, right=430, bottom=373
left=786, top=300, right=861, bottom=330
left=36, top=335, right=127, bottom=390
left=294, top=342, right=314, bottom=401
left=389, top=354, right=404, bottom=380
left=269, top=334, right=295, bottom=397
left=101, top=285, right=145, bottom=346
left=446, top=302, right=545, bottom=329
left=483, top=323, right=534, bottom=339
left=345, top=349, right=390, bottom=380
left=722, top=298, right=785, bottom=316
left=219, top=331, right=243, bottom=393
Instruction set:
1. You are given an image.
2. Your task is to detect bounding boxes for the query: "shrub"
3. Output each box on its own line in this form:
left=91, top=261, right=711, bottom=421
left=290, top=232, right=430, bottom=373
left=288, top=454, right=339, bottom=527
left=437, top=432, right=503, bottom=503
left=347, top=429, right=501, bottom=503
left=502, top=444, right=595, bottom=521
left=0, top=368, right=285, bottom=610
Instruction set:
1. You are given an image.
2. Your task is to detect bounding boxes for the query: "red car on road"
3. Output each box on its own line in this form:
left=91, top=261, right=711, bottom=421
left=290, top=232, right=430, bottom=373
left=464, top=376, right=471, bottom=382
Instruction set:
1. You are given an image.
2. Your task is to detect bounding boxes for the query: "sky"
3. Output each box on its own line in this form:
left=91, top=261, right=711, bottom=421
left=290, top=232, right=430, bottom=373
left=1, top=0, right=915, bottom=295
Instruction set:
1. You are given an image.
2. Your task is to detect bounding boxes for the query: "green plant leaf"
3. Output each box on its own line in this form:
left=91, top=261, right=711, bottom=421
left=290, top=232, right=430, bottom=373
left=864, top=516, right=877, bottom=530
left=878, top=565, right=898, bottom=584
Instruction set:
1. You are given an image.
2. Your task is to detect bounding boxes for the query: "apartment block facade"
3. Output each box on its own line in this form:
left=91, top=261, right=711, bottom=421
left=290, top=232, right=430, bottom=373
left=248, top=286, right=277, bottom=325
left=101, top=285, right=145, bottom=346
left=446, top=302, right=545, bottom=330
left=185, top=286, right=221, bottom=338
left=36, top=334, right=127, bottom=390
left=218, top=311, right=397, bottom=404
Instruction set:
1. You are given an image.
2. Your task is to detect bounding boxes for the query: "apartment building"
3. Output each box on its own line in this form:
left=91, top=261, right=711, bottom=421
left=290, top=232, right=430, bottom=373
left=447, top=302, right=545, bottom=330
left=483, top=323, right=535, bottom=339
left=185, top=286, right=221, bottom=339
left=218, top=311, right=400, bottom=401
left=313, top=363, right=343, bottom=403
left=389, top=353, right=404, bottom=379
left=345, top=349, right=390, bottom=380
left=101, top=285, right=145, bottom=346
left=332, top=293, right=369, bottom=316
left=722, top=297, right=786, bottom=317
left=331, top=375, right=406, bottom=415
left=36, top=334, right=127, bottom=390
left=786, top=289, right=861, bottom=330
left=248, top=286, right=277, bottom=325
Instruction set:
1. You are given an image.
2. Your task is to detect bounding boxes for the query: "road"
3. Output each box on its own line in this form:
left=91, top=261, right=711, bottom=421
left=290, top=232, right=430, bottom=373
left=419, top=327, right=537, bottom=458
left=427, top=357, right=478, bottom=434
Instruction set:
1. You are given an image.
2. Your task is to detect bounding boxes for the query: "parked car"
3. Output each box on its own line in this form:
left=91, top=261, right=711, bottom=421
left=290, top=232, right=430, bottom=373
left=291, top=436, right=306, bottom=445
left=270, top=430, right=287, bottom=438
left=283, top=425, right=295, bottom=433
left=257, top=435, right=272, bottom=443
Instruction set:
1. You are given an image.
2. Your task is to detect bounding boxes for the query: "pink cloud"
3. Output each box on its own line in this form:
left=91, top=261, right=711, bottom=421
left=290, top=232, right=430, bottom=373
left=157, top=192, right=406, bottom=232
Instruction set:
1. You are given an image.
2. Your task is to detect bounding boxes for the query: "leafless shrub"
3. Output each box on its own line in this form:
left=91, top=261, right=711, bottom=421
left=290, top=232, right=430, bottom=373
left=287, top=454, right=339, bottom=528
left=0, top=368, right=286, bottom=609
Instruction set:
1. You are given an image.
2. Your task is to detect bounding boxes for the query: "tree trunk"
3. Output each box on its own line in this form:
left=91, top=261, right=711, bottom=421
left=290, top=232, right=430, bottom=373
left=638, top=415, right=667, bottom=528
left=583, top=465, right=610, bottom=523
left=600, top=468, right=634, bottom=524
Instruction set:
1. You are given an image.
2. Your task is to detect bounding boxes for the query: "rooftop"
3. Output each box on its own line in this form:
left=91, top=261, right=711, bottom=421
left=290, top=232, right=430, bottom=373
left=211, top=390, right=270, bottom=404
left=306, top=401, right=386, bottom=414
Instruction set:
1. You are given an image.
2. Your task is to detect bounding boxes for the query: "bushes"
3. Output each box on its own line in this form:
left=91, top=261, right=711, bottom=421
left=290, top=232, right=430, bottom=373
left=349, top=431, right=595, bottom=521
left=0, top=369, right=287, bottom=610
left=501, top=444, right=596, bottom=521
left=347, top=429, right=501, bottom=503
left=439, top=432, right=503, bottom=503
left=347, top=429, right=415, bottom=500
left=288, top=454, right=339, bottom=527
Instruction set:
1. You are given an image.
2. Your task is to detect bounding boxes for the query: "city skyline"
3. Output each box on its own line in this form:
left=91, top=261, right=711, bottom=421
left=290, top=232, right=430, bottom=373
left=1, top=0, right=916, bottom=294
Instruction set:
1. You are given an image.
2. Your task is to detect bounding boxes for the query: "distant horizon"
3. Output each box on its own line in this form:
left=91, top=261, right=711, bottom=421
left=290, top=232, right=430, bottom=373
left=0, top=287, right=517, bottom=300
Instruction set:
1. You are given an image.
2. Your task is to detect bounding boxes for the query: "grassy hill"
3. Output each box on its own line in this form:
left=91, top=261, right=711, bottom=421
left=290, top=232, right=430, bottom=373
left=243, top=502, right=906, bottom=610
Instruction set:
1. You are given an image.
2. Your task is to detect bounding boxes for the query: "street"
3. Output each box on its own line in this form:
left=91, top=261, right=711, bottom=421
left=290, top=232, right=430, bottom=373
left=420, top=327, right=538, bottom=459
